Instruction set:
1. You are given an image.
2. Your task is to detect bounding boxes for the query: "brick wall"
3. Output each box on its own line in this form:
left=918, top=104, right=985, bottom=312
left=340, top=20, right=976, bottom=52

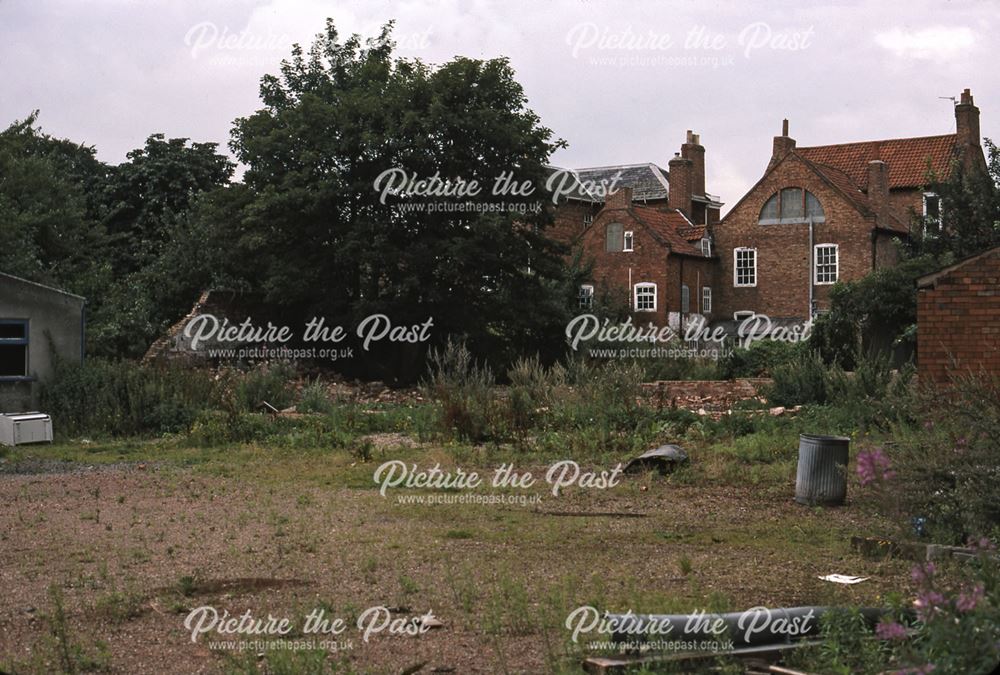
left=576, top=197, right=713, bottom=326
left=548, top=200, right=599, bottom=246
left=713, top=153, right=881, bottom=321
left=917, top=247, right=1000, bottom=385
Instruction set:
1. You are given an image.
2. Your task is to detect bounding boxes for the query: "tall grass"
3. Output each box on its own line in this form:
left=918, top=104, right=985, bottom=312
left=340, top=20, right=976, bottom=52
left=41, top=359, right=295, bottom=438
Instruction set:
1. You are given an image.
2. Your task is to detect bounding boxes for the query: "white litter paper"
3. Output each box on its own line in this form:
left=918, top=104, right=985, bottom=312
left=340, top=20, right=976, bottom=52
left=819, top=574, right=869, bottom=584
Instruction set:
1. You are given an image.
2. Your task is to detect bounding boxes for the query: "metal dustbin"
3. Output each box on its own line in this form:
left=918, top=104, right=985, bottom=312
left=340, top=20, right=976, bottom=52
left=795, top=434, right=849, bottom=506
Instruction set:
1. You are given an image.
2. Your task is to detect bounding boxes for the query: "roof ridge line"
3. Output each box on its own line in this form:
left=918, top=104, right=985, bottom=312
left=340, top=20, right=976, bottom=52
left=798, top=133, right=957, bottom=150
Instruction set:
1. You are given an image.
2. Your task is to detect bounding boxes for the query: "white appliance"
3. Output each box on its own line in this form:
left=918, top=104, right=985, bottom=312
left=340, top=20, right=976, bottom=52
left=0, top=412, right=53, bottom=446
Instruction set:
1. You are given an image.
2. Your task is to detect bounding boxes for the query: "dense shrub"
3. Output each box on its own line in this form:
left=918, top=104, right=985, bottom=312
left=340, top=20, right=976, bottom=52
left=223, top=363, right=295, bottom=412
left=880, top=374, right=1000, bottom=544
left=296, top=377, right=334, bottom=414
left=41, top=358, right=218, bottom=437
left=422, top=344, right=653, bottom=450
left=809, top=254, right=939, bottom=369
left=562, top=358, right=645, bottom=433
left=762, top=348, right=915, bottom=435
left=640, top=356, right=721, bottom=381
left=718, top=340, right=806, bottom=379
left=764, top=349, right=830, bottom=407
left=504, top=355, right=564, bottom=443
left=40, top=359, right=302, bottom=438
left=424, top=339, right=501, bottom=442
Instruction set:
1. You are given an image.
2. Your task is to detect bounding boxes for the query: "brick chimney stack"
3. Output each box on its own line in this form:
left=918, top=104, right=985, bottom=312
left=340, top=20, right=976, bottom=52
left=604, top=185, right=633, bottom=210
left=681, top=130, right=706, bottom=198
left=955, top=88, right=980, bottom=146
left=955, top=88, right=984, bottom=173
left=769, top=118, right=796, bottom=170
left=866, top=160, right=890, bottom=223
left=668, top=152, right=693, bottom=215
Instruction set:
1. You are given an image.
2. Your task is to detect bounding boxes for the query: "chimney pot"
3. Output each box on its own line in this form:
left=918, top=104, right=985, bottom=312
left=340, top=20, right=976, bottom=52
left=782, top=119, right=789, bottom=136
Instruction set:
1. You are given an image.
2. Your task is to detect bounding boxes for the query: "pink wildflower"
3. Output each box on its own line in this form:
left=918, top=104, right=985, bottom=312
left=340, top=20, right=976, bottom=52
left=857, top=447, right=895, bottom=486
left=914, top=591, right=946, bottom=621
left=956, top=584, right=985, bottom=612
left=875, top=620, right=908, bottom=640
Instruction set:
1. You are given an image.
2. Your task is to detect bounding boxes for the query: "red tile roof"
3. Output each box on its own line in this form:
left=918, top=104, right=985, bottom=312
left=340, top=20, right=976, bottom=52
left=801, top=157, right=910, bottom=233
left=676, top=224, right=707, bottom=241
left=632, top=207, right=706, bottom=256
left=797, top=135, right=957, bottom=189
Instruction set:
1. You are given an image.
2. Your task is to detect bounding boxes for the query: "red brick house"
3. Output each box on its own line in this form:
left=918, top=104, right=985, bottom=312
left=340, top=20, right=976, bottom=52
left=551, top=132, right=723, bottom=328
left=917, top=246, right=1000, bottom=385
left=712, top=89, right=985, bottom=323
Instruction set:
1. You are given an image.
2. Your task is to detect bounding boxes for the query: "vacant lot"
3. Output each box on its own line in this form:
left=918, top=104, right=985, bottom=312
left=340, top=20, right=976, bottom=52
left=0, top=433, right=913, bottom=674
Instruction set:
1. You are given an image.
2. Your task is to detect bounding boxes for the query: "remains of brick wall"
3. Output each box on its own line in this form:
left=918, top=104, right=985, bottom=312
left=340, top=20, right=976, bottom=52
left=917, top=247, right=1000, bottom=385
left=641, top=378, right=771, bottom=412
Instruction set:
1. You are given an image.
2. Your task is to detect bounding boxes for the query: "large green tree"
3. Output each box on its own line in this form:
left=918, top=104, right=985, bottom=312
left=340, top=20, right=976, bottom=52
left=102, top=134, right=234, bottom=275
left=0, top=113, right=110, bottom=296
left=89, top=136, right=234, bottom=358
left=0, top=114, right=234, bottom=358
left=220, top=20, right=575, bottom=379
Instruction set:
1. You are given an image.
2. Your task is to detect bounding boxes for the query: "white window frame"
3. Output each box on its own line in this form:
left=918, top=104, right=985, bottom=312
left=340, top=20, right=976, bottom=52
left=584, top=212, right=594, bottom=227
left=922, top=192, right=940, bottom=218
left=734, top=247, right=757, bottom=287
left=634, top=283, right=657, bottom=312
left=623, top=230, right=634, bottom=252
left=814, top=244, right=839, bottom=285
left=733, top=310, right=754, bottom=322
left=701, top=287, right=712, bottom=313
left=700, top=237, right=712, bottom=257
left=922, top=192, right=943, bottom=237
left=578, top=284, right=594, bottom=309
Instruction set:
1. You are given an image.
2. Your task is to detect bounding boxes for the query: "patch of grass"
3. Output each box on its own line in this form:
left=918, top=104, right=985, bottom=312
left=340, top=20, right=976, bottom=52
left=177, top=575, right=198, bottom=597
left=44, top=586, right=112, bottom=673
left=92, top=587, right=144, bottom=623
left=398, top=575, right=420, bottom=596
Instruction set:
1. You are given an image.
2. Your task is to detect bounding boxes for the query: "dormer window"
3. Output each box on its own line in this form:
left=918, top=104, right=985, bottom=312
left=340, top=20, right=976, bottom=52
left=759, top=188, right=825, bottom=224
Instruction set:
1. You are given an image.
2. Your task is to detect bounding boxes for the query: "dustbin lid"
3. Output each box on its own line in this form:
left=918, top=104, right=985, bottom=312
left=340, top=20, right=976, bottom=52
left=800, top=434, right=850, bottom=443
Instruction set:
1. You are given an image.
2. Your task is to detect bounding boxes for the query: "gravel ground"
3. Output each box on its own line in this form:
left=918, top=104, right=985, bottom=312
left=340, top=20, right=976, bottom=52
left=0, top=456, right=912, bottom=674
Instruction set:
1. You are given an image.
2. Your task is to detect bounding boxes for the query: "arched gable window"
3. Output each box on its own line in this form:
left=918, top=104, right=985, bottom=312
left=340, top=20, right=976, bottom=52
left=759, top=188, right=825, bottom=224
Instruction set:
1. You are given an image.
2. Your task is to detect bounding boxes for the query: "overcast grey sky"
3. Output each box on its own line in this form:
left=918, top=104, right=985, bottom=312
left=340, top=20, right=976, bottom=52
left=1, top=0, right=996, bottom=212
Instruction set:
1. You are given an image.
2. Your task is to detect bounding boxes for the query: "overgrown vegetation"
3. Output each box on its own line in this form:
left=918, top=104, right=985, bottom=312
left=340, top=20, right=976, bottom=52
left=863, top=373, right=1000, bottom=545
